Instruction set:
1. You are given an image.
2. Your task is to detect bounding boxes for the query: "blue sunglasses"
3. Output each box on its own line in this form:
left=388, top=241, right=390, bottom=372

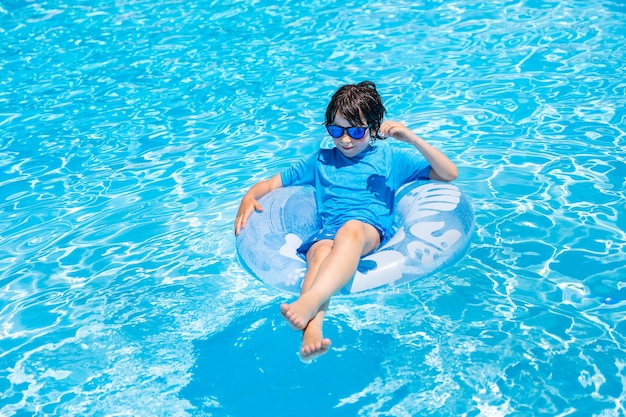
left=326, top=124, right=370, bottom=140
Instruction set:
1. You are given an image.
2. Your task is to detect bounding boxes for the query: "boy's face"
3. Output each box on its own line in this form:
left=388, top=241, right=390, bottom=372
left=331, top=112, right=371, bottom=158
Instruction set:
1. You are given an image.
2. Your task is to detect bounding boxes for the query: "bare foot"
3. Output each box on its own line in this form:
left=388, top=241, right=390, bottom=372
left=280, top=294, right=319, bottom=330
left=300, top=324, right=331, bottom=362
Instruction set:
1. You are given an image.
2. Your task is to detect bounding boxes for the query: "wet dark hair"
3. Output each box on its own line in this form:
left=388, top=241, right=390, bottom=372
left=325, top=81, right=386, bottom=141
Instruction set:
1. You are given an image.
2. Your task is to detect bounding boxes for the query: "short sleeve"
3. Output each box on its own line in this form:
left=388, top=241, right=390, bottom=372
left=280, top=152, right=318, bottom=186
left=390, top=147, right=431, bottom=185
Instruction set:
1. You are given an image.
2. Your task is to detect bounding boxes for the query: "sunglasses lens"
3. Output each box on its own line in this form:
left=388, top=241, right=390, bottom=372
left=326, top=125, right=344, bottom=138
left=327, top=125, right=369, bottom=139
left=348, top=127, right=366, bottom=139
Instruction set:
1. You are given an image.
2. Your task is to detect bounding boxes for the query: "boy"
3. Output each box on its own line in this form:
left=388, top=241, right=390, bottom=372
left=234, top=81, right=458, bottom=360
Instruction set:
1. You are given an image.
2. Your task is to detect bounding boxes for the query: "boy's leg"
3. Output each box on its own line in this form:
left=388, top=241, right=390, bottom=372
left=300, top=301, right=330, bottom=359
left=280, top=220, right=380, bottom=330
left=299, top=241, right=333, bottom=359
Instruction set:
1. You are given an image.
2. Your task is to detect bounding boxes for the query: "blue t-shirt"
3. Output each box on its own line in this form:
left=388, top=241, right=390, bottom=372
left=280, top=144, right=431, bottom=238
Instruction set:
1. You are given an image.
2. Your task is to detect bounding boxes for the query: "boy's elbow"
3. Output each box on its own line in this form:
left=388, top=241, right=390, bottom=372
left=444, top=165, right=459, bottom=181
left=431, top=167, right=458, bottom=182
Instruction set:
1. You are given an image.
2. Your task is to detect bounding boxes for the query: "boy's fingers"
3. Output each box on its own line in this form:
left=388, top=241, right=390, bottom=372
left=234, top=201, right=264, bottom=235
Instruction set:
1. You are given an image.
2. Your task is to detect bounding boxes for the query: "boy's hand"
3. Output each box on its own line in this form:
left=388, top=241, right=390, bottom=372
left=378, top=121, right=413, bottom=143
left=234, top=195, right=263, bottom=235
left=234, top=174, right=283, bottom=235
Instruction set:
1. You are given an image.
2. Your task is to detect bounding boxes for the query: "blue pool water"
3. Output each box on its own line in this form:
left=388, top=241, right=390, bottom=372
left=1, top=0, right=625, bottom=415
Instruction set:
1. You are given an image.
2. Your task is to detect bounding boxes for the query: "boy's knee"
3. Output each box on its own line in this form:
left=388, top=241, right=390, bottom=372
left=307, top=241, right=332, bottom=263
left=337, top=220, right=381, bottom=253
left=338, top=220, right=366, bottom=240
left=342, top=219, right=363, bottom=230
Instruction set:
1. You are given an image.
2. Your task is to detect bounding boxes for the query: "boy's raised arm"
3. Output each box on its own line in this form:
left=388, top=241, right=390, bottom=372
left=379, top=120, right=458, bottom=182
left=234, top=173, right=283, bottom=235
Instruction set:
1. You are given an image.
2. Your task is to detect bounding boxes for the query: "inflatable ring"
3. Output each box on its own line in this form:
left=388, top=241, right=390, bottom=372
left=236, top=181, right=475, bottom=294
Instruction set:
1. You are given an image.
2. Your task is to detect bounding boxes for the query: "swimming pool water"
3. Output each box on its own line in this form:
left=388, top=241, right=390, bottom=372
left=1, top=0, right=625, bottom=416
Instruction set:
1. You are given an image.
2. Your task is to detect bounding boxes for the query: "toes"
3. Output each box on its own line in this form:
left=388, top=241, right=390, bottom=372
left=280, top=303, right=306, bottom=330
left=300, top=338, right=332, bottom=359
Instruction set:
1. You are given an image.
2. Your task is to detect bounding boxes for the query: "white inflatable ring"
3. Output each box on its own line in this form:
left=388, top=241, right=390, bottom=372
left=236, top=181, right=475, bottom=294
